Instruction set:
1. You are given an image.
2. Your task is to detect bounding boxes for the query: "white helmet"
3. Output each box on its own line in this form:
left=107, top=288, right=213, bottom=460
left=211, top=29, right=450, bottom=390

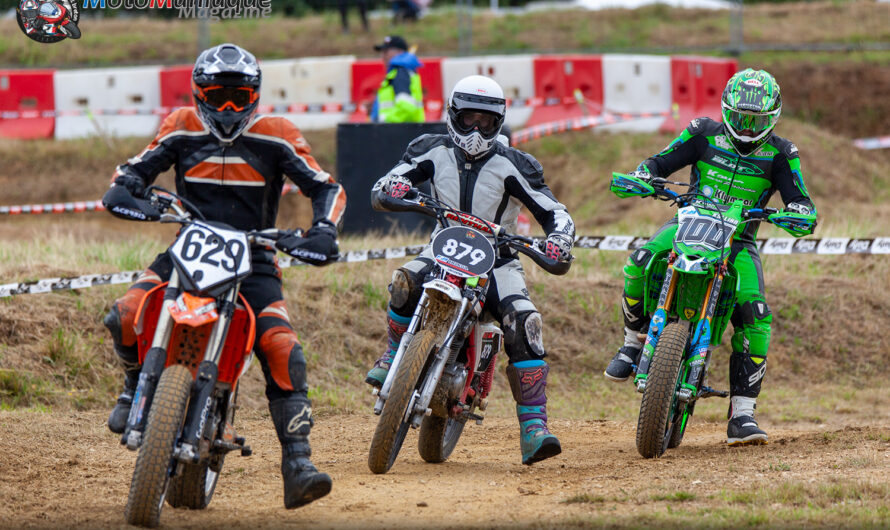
left=446, top=75, right=506, bottom=158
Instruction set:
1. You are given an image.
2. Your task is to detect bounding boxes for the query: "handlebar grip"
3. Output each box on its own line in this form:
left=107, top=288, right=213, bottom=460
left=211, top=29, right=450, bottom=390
left=372, top=190, right=436, bottom=218
left=511, top=241, right=572, bottom=275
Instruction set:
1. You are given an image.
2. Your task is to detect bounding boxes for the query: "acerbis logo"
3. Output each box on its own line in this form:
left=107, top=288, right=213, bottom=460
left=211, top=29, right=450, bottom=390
left=16, top=0, right=81, bottom=43
left=112, top=206, right=147, bottom=220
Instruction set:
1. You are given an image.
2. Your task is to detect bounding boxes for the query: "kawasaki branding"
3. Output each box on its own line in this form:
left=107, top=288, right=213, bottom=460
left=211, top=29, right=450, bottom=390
left=701, top=185, right=754, bottom=207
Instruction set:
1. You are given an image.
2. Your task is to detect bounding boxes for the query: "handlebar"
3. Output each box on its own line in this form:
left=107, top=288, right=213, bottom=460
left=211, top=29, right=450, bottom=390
left=374, top=189, right=572, bottom=275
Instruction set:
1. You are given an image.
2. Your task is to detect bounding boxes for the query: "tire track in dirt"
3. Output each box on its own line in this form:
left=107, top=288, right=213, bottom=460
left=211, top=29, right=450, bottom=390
left=2, top=410, right=890, bottom=528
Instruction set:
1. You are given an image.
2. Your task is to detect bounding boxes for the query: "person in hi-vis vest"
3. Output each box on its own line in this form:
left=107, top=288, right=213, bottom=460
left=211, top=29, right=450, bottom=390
left=371, top=35, right=425, bottom=123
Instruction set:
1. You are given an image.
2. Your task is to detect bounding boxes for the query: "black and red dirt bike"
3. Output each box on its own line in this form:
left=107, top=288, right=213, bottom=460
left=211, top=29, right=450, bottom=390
left=367, top=189, right=572, bottom=474
left=103, top=185, right=328, bottom=527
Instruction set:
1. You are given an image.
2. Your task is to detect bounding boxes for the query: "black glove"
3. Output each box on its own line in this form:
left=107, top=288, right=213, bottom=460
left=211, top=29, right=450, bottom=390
left=113, top=174, right=146, bottom=198
left=276, top=224, right=339, bottom=266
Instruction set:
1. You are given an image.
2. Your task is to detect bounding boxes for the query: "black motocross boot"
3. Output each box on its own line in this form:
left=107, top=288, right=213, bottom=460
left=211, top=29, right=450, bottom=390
left=107, top=367, right=139, bottom=434
left=270, top=398, right=332, bottom=509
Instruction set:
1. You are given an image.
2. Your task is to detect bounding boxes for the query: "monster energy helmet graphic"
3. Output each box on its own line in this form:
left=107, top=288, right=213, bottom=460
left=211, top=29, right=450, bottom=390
left=721, top=68, right=781, bottom=155
left=16, top=0, right=81, bottom=43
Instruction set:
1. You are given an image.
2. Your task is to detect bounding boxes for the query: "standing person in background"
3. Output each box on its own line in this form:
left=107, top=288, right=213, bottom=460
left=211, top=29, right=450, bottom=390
left=338, top=0, right=369, bottom=33
left=371, top=35, right=425, bottom=123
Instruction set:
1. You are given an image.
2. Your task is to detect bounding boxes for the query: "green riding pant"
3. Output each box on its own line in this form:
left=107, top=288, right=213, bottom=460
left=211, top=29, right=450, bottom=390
left=622, top=219, right=770, bottom=398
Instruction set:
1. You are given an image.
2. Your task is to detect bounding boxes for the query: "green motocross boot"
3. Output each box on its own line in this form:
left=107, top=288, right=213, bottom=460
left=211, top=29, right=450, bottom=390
left=507, top=360, right=562, bottom=465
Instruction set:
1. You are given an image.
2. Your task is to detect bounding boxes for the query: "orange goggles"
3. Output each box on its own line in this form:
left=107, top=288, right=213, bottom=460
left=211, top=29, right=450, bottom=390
left=194, top=84, right=258, bottom=112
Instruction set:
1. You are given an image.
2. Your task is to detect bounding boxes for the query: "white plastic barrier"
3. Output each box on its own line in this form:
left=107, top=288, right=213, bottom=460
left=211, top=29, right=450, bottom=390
left=54, top=66, right=162, bottom=139
left=601, top=54, right=671, bottom=132
left=441, top=55, right=536, bottom=128
left=261, top=55, right=355, bottom=131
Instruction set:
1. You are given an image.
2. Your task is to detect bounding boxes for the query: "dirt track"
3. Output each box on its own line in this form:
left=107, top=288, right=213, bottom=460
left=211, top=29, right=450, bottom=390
left=2, top=409, right=889, bottom=529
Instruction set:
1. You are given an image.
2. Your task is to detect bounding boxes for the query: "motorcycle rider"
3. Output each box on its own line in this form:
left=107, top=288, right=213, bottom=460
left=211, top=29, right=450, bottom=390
left=103, top=44, right=346, bottom=508
left=603, top=69, right=817, bottom=445
left=366, top=75, right=575, bottom=465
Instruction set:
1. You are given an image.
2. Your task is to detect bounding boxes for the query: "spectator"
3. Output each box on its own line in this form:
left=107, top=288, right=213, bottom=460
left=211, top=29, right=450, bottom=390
left=370, top=35, right=425, bottom=123
left=338, top=0, right=369, bottom=33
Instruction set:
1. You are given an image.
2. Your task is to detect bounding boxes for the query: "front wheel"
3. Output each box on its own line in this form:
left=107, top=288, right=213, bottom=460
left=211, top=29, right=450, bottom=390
left=636, top=321, right=688, bottom=459
left=125, top=364, right=192, bottom=527
left=368, top=328, right=437, bottom=474
left=418, top=415, right=466, bottom=463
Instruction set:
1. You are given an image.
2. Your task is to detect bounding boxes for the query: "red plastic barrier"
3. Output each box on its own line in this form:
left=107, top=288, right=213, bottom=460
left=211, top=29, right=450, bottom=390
left=527, top=55, right=603, bottom=127
left=159, top=65, right=193, bottom=110
left=667, top=56, right=738, bottom=131
left=350, top=57, right=445, bottom=122
left=0, top=70, right=55, bottom=139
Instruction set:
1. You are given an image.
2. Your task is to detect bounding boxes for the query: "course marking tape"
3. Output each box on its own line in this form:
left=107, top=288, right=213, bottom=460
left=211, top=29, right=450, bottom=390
left=0, top=236, right=885, bottom=298
left=853, top=136, right=890, bottom=150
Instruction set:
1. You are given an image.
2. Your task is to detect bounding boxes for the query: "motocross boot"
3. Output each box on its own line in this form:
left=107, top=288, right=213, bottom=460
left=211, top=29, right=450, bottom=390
left=507, top=360, right=562, bottom=465
left=365, top=310, right=410, bottom=388
left=605, top=297, right=646, bottom=381
left=270, top=397, right=332, bottom=508
left=727, top=352, right=768, bottom=446
left=727, top=396, right=768, bottom=446
left=107, top=367, right=139, bottom=434
left=604, top=345, right=641, bottom=382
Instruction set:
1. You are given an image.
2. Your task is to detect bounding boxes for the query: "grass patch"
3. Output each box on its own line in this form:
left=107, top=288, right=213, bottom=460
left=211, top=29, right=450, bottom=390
left=652, top=491, right=697, bottom=502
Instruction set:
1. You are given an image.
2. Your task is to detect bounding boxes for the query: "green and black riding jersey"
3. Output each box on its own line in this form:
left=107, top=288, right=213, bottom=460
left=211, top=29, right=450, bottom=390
left=639, top=117, right=816, bottom=241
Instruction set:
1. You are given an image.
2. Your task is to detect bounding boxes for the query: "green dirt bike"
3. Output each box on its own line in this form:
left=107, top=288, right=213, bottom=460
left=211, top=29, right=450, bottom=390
left=609, top=172, right=816, bottom=459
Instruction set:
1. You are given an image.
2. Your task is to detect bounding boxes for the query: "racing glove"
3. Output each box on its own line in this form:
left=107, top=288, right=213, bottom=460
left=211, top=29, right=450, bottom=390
left=112, top=174, right=146, bottom=198
left=544, top=233, right=573, bottom=262
left=276, top=223, right=339, bottom=266
left=382, top=175, right=413, bottom=199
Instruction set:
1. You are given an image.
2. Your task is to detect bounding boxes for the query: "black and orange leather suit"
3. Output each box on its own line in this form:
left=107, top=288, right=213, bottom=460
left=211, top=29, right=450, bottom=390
left=105, top=107, right=346, bottom=403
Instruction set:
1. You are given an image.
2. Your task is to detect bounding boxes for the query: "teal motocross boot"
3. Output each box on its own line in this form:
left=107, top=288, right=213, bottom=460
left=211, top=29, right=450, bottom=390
left=507, top=360, right=562, bottom=465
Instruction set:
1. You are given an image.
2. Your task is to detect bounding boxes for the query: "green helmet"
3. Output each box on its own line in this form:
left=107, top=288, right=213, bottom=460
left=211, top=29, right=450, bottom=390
left=721, top=68, right=782, bottom=154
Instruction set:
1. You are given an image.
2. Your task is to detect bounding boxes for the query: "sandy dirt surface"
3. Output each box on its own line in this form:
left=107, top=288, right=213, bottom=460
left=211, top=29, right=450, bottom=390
left=2, top=409, right=889, bottom=529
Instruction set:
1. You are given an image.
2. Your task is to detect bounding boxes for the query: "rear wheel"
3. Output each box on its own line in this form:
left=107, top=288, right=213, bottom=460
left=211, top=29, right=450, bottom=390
left=125, top=364, right=192, bottom=527
left=636, top=322, right=688, bottom=459
left=368, top=329, right=437, bottom=474
left=166, top=458, right=221, bottom=510
left=418, top=415, right=467, bottom=463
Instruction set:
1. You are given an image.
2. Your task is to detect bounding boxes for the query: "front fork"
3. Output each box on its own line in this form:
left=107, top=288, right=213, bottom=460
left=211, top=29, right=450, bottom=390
left=123, top=271, right=240, bottom=456
left=634, top=257, right=678, bottom=392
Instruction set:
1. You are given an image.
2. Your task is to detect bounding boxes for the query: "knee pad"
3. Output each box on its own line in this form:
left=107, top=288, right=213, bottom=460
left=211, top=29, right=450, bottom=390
left=730, top=299, right=772, bottom=356
left=503, top=310, right=545, bottom=362
left=259, top=327, right=308, bottom=397
left=103, top=305, right=124, bottom=345
left=623, top=248, right=652, bottom=281
left=389, top=267, right=425, bottom=315
left=729, top=351, right=767, bottom=398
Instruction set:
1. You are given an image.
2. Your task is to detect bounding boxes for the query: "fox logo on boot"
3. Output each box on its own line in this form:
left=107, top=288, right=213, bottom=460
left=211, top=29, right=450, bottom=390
left=521, top=368, right=544, bottom=386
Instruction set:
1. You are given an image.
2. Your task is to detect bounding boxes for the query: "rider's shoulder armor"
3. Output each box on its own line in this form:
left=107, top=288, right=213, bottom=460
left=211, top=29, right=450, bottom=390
left=686, top=117, right=724, bottom=137
left=494, top=141, right=545, bottom=180
left=766, top=134, right=800, bottom=160
left=405, top=133, right=451, bottom=159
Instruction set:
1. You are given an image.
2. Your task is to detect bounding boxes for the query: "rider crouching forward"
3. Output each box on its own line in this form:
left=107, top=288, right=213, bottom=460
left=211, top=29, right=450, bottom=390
left=103, top=44, right=346, bottom=508
left=603, top=69, right=817, bottom=445
left=366, top=75, right=575, bottom=465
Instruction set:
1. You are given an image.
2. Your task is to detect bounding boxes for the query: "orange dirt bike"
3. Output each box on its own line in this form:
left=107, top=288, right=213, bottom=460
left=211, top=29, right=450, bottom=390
left=367, top=189, right=571, bottom=474
left=103, top=185, right=327, bottom=527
